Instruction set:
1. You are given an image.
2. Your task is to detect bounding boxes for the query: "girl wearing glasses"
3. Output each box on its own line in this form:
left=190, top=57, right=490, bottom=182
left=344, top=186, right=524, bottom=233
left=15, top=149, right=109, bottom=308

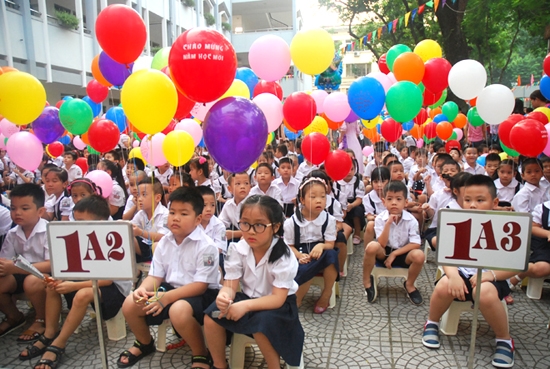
left=204, top=195, right=303, bottom=369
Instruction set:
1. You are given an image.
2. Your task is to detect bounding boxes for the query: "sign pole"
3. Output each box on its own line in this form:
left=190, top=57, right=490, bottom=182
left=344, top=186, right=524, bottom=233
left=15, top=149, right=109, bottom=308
left=92, top=280, right=109, bottom=369
left=467, top=268, right=483, bottom=369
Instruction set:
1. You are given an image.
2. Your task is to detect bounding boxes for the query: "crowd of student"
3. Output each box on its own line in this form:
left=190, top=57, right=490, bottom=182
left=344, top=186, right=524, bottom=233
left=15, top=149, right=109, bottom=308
left=1, top=113, right=550, bottom=368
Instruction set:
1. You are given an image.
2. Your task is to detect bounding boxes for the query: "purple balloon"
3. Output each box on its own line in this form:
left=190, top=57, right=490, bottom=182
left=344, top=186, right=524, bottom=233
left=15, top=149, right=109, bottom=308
left=98, top=52, right=133, bottom=87
left=345, top=109, right=360, bottom=123
left=32, top=106, right=65, bottom=144
left=203, top=97, right=268, bottom=173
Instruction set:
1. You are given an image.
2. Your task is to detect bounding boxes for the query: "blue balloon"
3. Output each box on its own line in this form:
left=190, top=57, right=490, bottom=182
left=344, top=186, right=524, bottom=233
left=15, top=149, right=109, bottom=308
left=58, top=134, right=71, bottom=145
left=106, top=106, right=127, bottom=133
left=477, top=155, right=486, bottom=167
left=433, top=114, right=448, bottom=123
left=348, top=76, right=386, bottom=120
left=62, top=96, right=74, bottom=101
left=402, top=120, right=414, bottom=131
left=198, top=137, right=206, bottom=148
left=235, top=67, right=259, bottom=98
left=376, top=124, right=381, bottom=133
left=284, top=126, right=302, bottom=140
left=83, top=96, right=102, bottom=117
left=541, top=75, right=550, bottom=101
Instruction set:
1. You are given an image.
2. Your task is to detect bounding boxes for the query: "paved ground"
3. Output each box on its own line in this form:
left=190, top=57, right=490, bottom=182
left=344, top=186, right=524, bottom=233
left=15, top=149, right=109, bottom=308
left=2, top=243, right=550, bottom=369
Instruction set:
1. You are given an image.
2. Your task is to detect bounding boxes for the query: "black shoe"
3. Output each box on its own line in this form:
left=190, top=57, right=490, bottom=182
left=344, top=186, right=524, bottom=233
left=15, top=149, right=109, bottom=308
left=404, top=281, right=423, bottom=305
left=364, top=275, right=376, bottom=303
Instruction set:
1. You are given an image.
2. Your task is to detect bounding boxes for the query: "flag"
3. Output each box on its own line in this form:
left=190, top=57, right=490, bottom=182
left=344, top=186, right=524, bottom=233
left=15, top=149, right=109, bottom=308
left=405, top=12, right=411, bottom=26
left=392, top=19, right=398, bottom=33
left=531, top=74, right=534, bottom=85
left=419, top=5, right=426, bottom=14
left=434, top=0, right=440, bottom=11
left=388, top=21, right=392, bottom=33
left=377, top=27, right=382, bottom=39
left=517, top=75, right=521, bottom=86
left=411, top=8, right=418, bottom=21
left=367, top=33, right=372, bottom=42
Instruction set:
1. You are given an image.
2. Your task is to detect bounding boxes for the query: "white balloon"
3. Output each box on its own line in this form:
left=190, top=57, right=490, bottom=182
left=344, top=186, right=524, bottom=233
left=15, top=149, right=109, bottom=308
left=476, top=84, right=515, bottom=125
left=132, top=56, right=153, bottom=73
left=448, top=59, right=487, bottom=100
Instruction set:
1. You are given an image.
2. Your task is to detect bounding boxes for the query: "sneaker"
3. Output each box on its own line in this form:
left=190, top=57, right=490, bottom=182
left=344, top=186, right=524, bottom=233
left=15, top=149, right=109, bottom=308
left=353, top=235, right=361, bottom=245
left=492, top=340, right=514, bottom=368
left=404, top=281, right=423, bottom=305
left=422, top=323, right=440, bottom=349
left=364, top=275, right=376, bottom=303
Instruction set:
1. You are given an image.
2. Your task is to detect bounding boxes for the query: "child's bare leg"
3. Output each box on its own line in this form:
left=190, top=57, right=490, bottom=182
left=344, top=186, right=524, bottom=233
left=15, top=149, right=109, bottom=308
left=295, top=280, right=312, bottom=307
left=353, top=217, right=361, bottom=238
left=364, top=221, right=375, bottom=245
left=19, top=275, right=46, bottom=340
left=204, top=315, right=228, bottom=368
left=169, top=300, right=209, bottom=368
left=342, top=223, right=353, bottom=239
left=431, top=236, right=437, bottom=250
left=477, top=283, right=510, bottom=339
left=119, top=295, right=151, bottom=365
left=427, top=276, right=456, bottom=321
left=134, top=238, right=142, bottom=256
left=317, top=265, right=337, bottom=309
left=0, top=275, right=24, bottom=327
left=404, top=250, right=425, bottom=292
left=362, top=242, right=385, bottom=288
left=336, top=241, right=347, bottom=272
left=254, top=332, right=281, bottom=369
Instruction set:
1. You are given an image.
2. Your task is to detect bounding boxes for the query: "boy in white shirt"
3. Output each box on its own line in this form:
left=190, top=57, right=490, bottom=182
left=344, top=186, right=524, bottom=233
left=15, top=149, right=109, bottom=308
left=511, top=157, right=544, bottom=213
left=6, top=165, right=35, bottom=186
left=363, top=167, right=390, bottom=245
left=363, top=181, right=424, bottom=305
left=118, top=187, right=220, bottom=368
left=196, top=186, right=227, bottom=262
left=273, top=158, right=299, bottom=218
left=463, top=146, right=485, bottom=175
left=219, top=172, right=251, bottom=245
left=152, top=162, right=173, bottom=192
left=294, top=160, right=319, bottom=183
left=122, top=170, right=147, bottom=221
left=364, top=142, right=385, bottom=182
left=62, top=151, right=83, bottom=182
left=249, top=163, right=283, bottom=205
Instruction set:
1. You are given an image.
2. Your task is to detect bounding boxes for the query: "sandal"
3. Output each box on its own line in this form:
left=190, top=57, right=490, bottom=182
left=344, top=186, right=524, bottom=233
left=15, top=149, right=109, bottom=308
left=116, top=338, right=156, bottom=368
left=166, top=338, right=186, bottom=350
left=191, top=353, right=213, bottom=369
left=33, top=345, right=64, bottom=369
left=19, top=333, right=57, bottom=360
left=17, top=318, right=45, bottom=343
left=0, top=315, right=26, bottom=338
left=504, top=294, right=514, bottom=305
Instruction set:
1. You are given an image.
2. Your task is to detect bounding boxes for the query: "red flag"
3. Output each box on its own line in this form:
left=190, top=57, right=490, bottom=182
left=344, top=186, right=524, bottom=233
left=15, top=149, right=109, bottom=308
left=419, top=4, right=426, bottom=14
left=517, top=75, right=521, bottom=86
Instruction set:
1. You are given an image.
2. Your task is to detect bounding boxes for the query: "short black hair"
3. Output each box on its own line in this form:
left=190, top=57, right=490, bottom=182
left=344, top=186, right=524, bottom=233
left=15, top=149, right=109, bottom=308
left=417, top=148, right=428, bottom=157
left=256, top=162, right=274, bottom=176
left=138, top=177, right=164, bottom=197
left=383, top=180, right=408, bottom=198
left=73, top=194, right=110, bottom=220
left=371, top=167, right=390, bottom=182
left=521, top=157, right=542, bottom=174
left=106, top=150, right=121, bottom=161
left=10, top=183, right=45, bottom=208
left=168, top=186, right=204, bottom=216
left=276, top=144, right=288, bottom=156
left=464, top=174, right=497, bottom=199
left=433, top=143, right=443, bottom=152
left=196, top=185, right=215, bottom=198
left=228, top=172, right=250, bottom=185
left=127, top=157, right=145, bottom=171
left=41, top=163, right=58, bottom=175
left=485, top=153, right=501, bottom=164
left=278, top=157, right=292, bottom=167
left=382, top=153, right=399, bottom=166
left=499, top=159, right=517, bottom=172
left=541, top=156, right=550, bottom=165
left=169, top=170, right=195, bottom=188
left=441, top=159, right=461, bottom=172
left=45, top=167, right=69, bottom=183
left=374, top=142, right=385, bottom=153
left=530, top=89, right=549, bottom=102
left=63, top=151, right=78, bottom=161
left=450, top=172, right=472, bottom=199
left=387, top=161, right=404, bottom=171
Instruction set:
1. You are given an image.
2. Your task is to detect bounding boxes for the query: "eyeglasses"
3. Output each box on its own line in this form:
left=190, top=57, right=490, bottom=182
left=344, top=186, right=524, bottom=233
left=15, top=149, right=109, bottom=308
left=237, top=222, right=272, bottom=233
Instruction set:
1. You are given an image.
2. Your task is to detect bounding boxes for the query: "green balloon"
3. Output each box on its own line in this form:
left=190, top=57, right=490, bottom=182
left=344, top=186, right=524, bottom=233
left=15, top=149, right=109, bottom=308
left=442, top=101, right=459, bottom=122
left=151, top=47, right=171, bottom=70
left=500, top=142, right=519, bottom=157
left=59, top=98, right=93, bottom=135
left=449, top=131, right=457, bottom=140
left=386, top=81, right=422, bottom=123
left=386, top=44, right=412, bottom=72
left=87, top=145, right=100, bottom=155
left=418, top=82, right=425, bottom=94
left=467, top=107, right=484, bottom=127
left=429, top=89, right=447, bottom=109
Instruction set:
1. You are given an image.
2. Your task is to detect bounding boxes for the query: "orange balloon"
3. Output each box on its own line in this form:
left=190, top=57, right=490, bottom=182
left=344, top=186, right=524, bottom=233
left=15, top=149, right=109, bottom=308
left=393, top=52, right=425, bottom=84
left=91, top=55, right=112, bottom=87
left=468, top=97, right=477, bottom=107
left=410, top=124, right=424, bottom=139
left=284, top=119, right=298, bottom=133
left=363, top=128, right=380, bottom=143
left=321, top=113, right=343, bottom=130
left=81, top=132, right=91, bottom=145
left=436, top=121, right=453, bottom=140
left=453, top=113, right=467, bottom=129
left=429, top=107, right=442, bottom=119
left=0, top=66, right=18, bottom=75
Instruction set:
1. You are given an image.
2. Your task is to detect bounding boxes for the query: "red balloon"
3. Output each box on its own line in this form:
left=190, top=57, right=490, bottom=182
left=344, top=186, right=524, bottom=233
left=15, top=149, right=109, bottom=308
left=422, top=57, right=452, bottom=94
left=544, top=53, right=550, bottom=77
left=162, top=119, right=177, bottom=135
left=96, top=5, right=146, bottom=64
left=424, top=122, right=437, bottom=140
left=55, top=100, right=64, bottom=109
left=75, top=157, right=88, bottom=174
left=161, top=66, right=196, bottom=120
left=498, top=114, right=524, bottom=148
left=283, top=92, right=316, bottom=131
left=48, top=142, right=64, bottom=157
left=325, top=150, right=353, bottom=181
left=86, top=79, right=109, bottom=103
left=301, top=133, right=330, bottom=165
left=423, top=88, right=442, bottom=106
left=445, top=140, right=461, bottom=153
left=378, top=53, right=390, bottom=74
left=527, top=111, right=549, bottom=124
left=510, top=119, right=548, bottom=157
left=169, top=28, right=237, bottom=103
left=413, top=108, right=428, bottom=125
left=380, top=118, right=403, bottom=142
left=88, top=119, right=120, bottom=153
left=253, top=80, right=283, bottom=100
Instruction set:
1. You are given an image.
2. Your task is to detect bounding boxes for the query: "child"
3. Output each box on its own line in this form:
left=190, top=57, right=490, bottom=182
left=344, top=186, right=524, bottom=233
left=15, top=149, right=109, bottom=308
left=97, top=159, right=127, bottom=220
left=539, top=156, right=550, bottom=190
left=43, top=167, right=71, bottom=221
left=250, top=163, right=283, bottom=205
left=511, top=157, right=543, bottom=213
left=449, top=148, right=464, bottom=170
left=122, top=170, right=147, bottom=221
left=273, top=157, right=299, bottom=218
left=363, top=181, right=424, bottom=304
left=484, top=153, right=501, bottom=179
left=5, top=165, right=35, bottom=187
left=20, top=196, right=132, bottom=367
left=447, top=172, right=472, bottom=209
left=189, top=156, right=215, bottom=191
left=495, top=159, right=520, bottom=209
left=363, top=167, right=390, bottom=245
left=131, top=178, right=169, bottom=263
left=284, top=178, right=338, bottom=313
left=62, top=151, right=82, bottom=182
left=275, top=143, right=288, bottom=160
left=66, top=178, right=102, bottom=221
left=335, top=162, right=366, bottom=245
left=287, top=154, right=300, bottom=178
left=294, top=159, right=318, bottom=183
left=168, top=170, right=194, bottom=193
left=214, top=168, right=232, bottom=214
left=196, top=186, right=227, bottom=266
left=125, top=157, right=145, bottom=181
left=153, top=162, right=173, bottom=191
left=117, top=187, right=220, bottom=369
left=219, top=172, right=251, bottom=245
left=401, top=146, right=416, bottom=177
left=364, top=142, right=385, bottom=181
left=426, top=153, right=452, bottom=197
left=204, top=195, right=303, bottom=369
left=463, top=146, right=485, bottom=175
left=422, top=175, right=516, bottom=368
left=0, top=184, right=49, bottom=341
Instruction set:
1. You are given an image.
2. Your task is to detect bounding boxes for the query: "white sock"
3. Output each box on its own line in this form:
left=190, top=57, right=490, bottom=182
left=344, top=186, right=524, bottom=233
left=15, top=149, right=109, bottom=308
left=426, top=320, right=439, bottom=327
left=495, top=338, right=513, bottom=348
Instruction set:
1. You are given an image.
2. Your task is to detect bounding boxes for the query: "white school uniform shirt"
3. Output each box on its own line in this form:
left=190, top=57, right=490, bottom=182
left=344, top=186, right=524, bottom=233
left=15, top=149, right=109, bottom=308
left=283, top=211, right=337, bottom=245
left=45, top=193, right=72, bottom=219
left=494, top=178, right=519, bottom=203
left=0, top=206, right=11, bottom=236
left=511, top=182, right=544, bottom=213
left=363, top=191, right=386, bottom=216
left=532, top=201, right=550, bottom=226
left=216, top=175, right=233, bottom=200
left=219, top=198, right=243, bottom=229
left=364, top=160, right=380, bottom=178
left=408, top=164, right=432, bottom=185
left=149, top=227, right=221, bottom=289
left=335, top=176, right=365, bottom=201
left=249, top=183, right=283, bottom=205
left=402, top=157, right=415, bottom=175
left=272, top=162, right=280, bottom=179
left=463, top=162, right=485, bottom=175
left=123, top=194, right=136, bottom=215
left=153, top=168, right=173, bottom=187
left=130, top=203, right=169, bottom=246
left=225, top=237, right=298, bottom=297
left=540, top=177, right=550, bottom=191
left=326, top=194, right=344, bottom=222
left=295, top=162, right=318, bottom=183
left=9, top=170, right=35, bottom=185
left=374, top=210, right=421, bottom=250
left=430, top=176, right=446, bottom=194
left=427, top=188, right=453, bottom=228
left=0, top=218, right=49, bottom=263
left=109, top=180, right=126, bottom=207
left=273, top=177, right=299, bottom=204
left=446, top=199, right=462, bottom=209
left=196, top=178, right=217, bottom=193
left=200, top=215, right=227, bottom=253
left=64, top=165, right=83, bottom=182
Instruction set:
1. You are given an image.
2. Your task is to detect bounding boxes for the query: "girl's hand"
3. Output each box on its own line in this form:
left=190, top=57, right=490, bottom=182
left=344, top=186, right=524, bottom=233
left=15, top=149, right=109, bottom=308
left=225, top=301, right=247, bottom=321
left=447, top=275, right=468, bottom=301
left=310, top=244, right=324, bottom=259
left=424, top=174, right=432, bottom=183
left=298, top=253, right=311, bottom=264
left=54, top=281, right=78, bottom=294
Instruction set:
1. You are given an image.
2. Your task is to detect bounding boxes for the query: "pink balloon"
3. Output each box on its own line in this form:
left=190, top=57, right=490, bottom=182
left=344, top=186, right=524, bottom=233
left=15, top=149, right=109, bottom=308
left=323, top=92, right=351, bottom=123
left=191, top=102, right=215, bottom=121
left=453, top=128, right=463, bottom=141
left=544, top=124, right=550, bottom=156
left=252, top=93, right=283, bottom=133
left=387, top=72, right=397, bottom=85
left=368, top=72, right=393, bottom=93
left=140, top=133, right=167, bottom=167
left=0, top=134, right=6, bottom=150
left=132, top=140, right=140, bottom=148
left=73, top=136, right=87, bottom=150
left=416, top=138, right=424, bottom=148
left=6, top=132, right=43, bottom=171
left=175, top=119, right=203, bottom=146
left=311, top=90, right=328, bottom=114
left=248, top=35, right=291, bottom=82
left=362, top=146, right=374, bottom=157
left=85, top=170, right=113, bottom=198
left=0, top=118, right=20, bottom=138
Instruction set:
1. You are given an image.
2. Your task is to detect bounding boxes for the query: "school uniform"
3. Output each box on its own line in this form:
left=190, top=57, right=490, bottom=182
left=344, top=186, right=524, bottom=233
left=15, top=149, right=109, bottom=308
left=463, top=162, right=485, bottom=175
left=437, top=266, right=510, bottom=302
left=201, top=215, right=227, bottom=253
left=283, top=211, right=339, bottom=285
left=446, top=199, right=462, bottom=209
left=215, top=175, right=232, bottom=214
left=363, top=191, right=386, bottom=216
left=273, top=177, right=299, bottom=218
left=249, top=183, right=283, bottom=206
left=45, top=193, right=72, bottom=221
left=247, top=167, right=257, bottom=186
left=430, top=176, right=446, bottom=194
left=64, top=165, right=83, bottom=182
left=219, top=198, right=245, bottom=245
left=295, top=162, right=318, bottom=183
left=374, top=210, right=421, bottom=268
left=196, top=178, right=218, bottom=194
left=153, top=168, right=173, bottom=187
left=402, top=157, right=415, bottom=176
left=424, top=188, right=453, bottom=249
left=130, top=203, right=169, bottom=262
left=495, top=178, right=520, bottom=207
left=335, top=176, right=366, bottom=230
left=540, top=177, right=550, bottom=191
left=364, top=159, right=380, bottom=179
left=528, top=201, right=550, bottom=264
left=123, top=194, right=136, bottom=216
left=511, top=182, right=544, bottom=213
left=325, top=194, right=347, bottom=245
left=9, top=170, right=34, bottom=185
left=109, top=180, right=126, bottom=220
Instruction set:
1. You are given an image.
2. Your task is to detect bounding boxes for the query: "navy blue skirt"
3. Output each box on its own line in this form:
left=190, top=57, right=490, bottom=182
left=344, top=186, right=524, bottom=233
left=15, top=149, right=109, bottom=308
left=294, top=242, right=339, bottom=285
left=204, top=293, right=304, bottom=366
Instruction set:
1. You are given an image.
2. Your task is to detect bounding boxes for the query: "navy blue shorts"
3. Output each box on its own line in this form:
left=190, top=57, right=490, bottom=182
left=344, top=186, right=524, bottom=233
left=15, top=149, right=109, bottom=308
left=64, top=282, right=125, bottom=320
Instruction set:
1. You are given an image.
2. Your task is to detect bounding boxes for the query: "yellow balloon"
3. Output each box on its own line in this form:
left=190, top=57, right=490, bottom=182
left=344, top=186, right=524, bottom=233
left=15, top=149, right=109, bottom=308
left=121, top=69, right=177, bottom=135
left=304, top=115, right=329, bottom=136
left=499, top=152, right=508, bottom=160
left=535, top=107, right=550, bottom=122
left=128, top=147, right=146, bottom=163
left=220, top=79, right=250, bottom=99
left=0, top=71, right=46, bottom=125
left=290, top=28, right=335, bottom=75
left=162, top=130, right=194, bottom=167
left=250, top=161, right=258, bottom=170
left=413, top=39, right=442, bottom=62
left=361, top=116, right=381, bottom=129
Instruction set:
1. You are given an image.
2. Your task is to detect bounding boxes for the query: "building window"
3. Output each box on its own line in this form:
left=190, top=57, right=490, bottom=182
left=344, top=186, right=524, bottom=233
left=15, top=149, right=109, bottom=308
left=347, top=63, right=369, bottom=78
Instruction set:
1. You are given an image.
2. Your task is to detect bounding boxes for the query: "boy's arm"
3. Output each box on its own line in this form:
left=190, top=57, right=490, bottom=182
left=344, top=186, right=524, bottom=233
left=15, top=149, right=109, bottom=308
left=532, top=223, right=550, bottom=239
left=161, top=282, right=209, bottom=305
left=389, top=242, right=420, bottom=257
left=376, top=216, right=393, bottom=248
